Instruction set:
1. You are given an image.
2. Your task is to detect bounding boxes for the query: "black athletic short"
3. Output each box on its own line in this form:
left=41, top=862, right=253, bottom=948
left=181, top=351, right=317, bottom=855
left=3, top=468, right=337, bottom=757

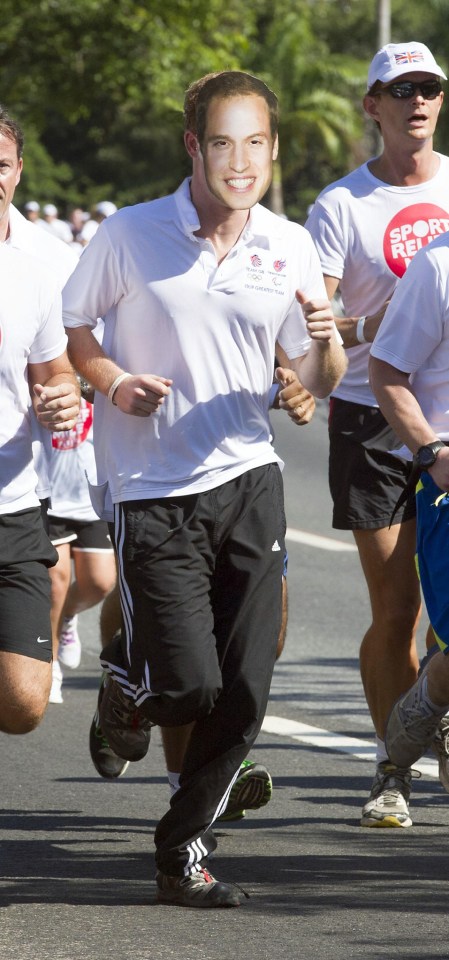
left=48, top=515, right=113, bottom=551
left=328, top=397, right=417, bottom=531
left=0, top=507, right=57, bottom=661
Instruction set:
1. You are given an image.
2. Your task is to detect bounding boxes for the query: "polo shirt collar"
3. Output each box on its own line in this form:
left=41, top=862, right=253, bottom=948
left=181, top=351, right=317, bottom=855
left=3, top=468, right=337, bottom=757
left=7, top=204, right=27, bottom=247
left=174, top=178, right=285, bottom=249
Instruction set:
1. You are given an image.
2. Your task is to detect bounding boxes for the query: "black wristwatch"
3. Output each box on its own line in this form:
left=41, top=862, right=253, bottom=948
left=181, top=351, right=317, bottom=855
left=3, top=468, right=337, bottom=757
left=413, top=440, right=446, bottom=471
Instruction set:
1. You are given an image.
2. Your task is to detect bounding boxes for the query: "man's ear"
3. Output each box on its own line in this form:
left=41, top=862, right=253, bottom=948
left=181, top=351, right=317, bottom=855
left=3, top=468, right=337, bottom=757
left=184, top=130, right=201, bottom=159
left=272, top=134, right=279, bottom=162
left=363, top=93, right=381, bottom=123
left=15, top=156, right=23, bottom=186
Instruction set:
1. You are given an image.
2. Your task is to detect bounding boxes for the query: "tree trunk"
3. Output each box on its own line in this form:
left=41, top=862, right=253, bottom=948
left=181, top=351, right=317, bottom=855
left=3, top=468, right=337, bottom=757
left=267, top=157, right=285, bottom=217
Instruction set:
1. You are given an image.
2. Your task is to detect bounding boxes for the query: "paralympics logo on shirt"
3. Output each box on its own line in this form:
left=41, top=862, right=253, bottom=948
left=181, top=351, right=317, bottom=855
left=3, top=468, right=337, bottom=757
left=384, top=203, right=449, bottom=278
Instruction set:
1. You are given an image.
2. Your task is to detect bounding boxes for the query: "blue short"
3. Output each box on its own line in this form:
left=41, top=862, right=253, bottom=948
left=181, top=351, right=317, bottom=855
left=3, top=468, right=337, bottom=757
left=416, top=472, right=449, bottom=654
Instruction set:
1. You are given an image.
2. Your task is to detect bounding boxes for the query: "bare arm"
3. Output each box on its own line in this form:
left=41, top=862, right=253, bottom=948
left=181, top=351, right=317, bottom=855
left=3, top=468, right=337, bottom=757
left=66, top=325, right=172, bottom=418
left=324, top=276, right=389, bottom=348
left=369, top=355, right=449, bottom=489
left=28, top=352, right=80, bottom=432
left=276, top=290, right=347, bottom=399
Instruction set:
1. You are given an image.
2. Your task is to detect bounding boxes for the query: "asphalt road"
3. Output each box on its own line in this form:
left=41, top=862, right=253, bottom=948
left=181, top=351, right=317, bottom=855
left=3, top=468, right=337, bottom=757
left=1, top=402, right=447, bottom=960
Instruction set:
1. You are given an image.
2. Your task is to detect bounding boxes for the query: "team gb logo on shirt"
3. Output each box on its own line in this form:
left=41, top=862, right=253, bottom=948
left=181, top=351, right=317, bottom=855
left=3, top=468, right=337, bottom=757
left=384, top=203, right=449, bottom=278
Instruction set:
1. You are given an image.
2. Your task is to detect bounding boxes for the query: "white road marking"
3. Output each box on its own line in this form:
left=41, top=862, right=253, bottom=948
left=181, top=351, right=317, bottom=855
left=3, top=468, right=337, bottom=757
left=262, top=715, right=439, bottom=779
left=286, top=527, right=357, bottom=552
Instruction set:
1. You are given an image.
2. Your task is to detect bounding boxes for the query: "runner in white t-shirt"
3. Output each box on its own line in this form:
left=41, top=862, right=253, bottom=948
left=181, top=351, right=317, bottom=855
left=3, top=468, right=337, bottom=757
left=47, top=393, right=116, bottom=700
left=370, top=232, right=449, bottom=785
left=63, top=70, right=346, bottom=909
left=306, top=41, right=448, bottom=830
left=0, top=106, right=79, bottom=737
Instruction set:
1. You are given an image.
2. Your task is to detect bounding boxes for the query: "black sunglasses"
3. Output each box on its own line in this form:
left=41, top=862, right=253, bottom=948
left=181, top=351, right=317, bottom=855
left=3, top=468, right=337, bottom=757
left=382, top=79, right=443, bottom=100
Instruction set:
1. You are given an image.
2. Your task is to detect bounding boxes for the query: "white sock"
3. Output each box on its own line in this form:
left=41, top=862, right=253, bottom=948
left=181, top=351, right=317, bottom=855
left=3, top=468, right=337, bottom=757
left=375, top=736, right=389, bottom=765
left=167, top=770, right=180, bottom=797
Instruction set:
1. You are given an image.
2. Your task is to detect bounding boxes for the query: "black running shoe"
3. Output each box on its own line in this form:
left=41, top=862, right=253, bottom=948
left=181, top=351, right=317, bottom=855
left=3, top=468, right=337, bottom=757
left=89, top=679, right=130, bottom=779
left=156, top=866, right=245, bottom=908
left=98, top=673, right=152, bottom=762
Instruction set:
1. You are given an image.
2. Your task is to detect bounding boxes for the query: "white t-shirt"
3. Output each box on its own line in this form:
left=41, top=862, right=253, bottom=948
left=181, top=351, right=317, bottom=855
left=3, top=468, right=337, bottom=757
left=8, top=205, right=78, bottom=498
left=9, top=205, right=78, bottom=286
left=63, top=178, right=328, bottom=508
left=38, top=217, right=73, bottom=245
left=371, top=231, right=449, bottom=449
left=48, top=397, right=99, bottom=522
left=306, top=154, right=449, bottom=406
left=0, top=244, right=67, bottom=513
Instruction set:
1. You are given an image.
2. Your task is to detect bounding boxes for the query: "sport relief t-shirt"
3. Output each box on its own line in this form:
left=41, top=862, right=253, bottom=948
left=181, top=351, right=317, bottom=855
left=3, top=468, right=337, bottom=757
left=306, top=154, right=449, bottom=406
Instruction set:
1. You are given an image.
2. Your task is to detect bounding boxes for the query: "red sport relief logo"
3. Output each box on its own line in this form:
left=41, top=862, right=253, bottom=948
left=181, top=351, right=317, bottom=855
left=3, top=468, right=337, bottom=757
left=384, top=203, right=449, bottom=278
left=52, top=398, right=93, bottom=450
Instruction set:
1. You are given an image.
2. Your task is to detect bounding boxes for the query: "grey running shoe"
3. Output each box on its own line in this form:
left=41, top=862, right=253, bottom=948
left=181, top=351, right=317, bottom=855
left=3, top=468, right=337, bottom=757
left=385, top=671, right=447, bottom=768
left=98, top=674, right=152, bottom=762
left=361, top=762, right=413, bottom=828
left=89, top=677, right=130, bottom=779
left=156, top=866, right=245, bottom=908
left=218, top=760, right=272, bottom=822
left=432, top=715, right=449, bottom=793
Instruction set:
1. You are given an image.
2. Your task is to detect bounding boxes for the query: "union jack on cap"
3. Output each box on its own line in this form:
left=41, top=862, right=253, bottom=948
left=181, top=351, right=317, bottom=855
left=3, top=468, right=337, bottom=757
left=394, top=50, right=425, bottom=66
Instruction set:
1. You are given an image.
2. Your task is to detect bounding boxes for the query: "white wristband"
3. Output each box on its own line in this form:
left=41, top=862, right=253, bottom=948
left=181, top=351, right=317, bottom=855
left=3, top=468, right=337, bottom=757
left=356, top=316, right=367, bottom=344
left=108, top=372, right=131, bottom=405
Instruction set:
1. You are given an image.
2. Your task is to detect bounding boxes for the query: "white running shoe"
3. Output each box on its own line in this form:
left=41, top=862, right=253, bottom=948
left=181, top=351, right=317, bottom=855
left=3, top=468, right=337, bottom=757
left=361, top=761, right=414, bottom=828
left=58, top=615, right=81, bottom=669
left=49, top=660, right=63, bottom=704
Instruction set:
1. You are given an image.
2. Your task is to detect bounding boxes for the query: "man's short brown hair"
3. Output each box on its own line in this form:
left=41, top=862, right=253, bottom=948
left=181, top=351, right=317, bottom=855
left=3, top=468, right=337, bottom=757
left=184, top=71, right=279, bottom=145
left=0, top=106, right=24, bottom=159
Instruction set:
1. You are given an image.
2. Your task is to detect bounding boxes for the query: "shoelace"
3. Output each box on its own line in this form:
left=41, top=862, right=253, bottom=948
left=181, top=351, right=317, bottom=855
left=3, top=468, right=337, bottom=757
left=374, top=766, right=421, bottom=800
left=434, top=722, right=449, bottom=753
left=184, top=868, right=250, bottom=900
left=109, top=684, right=152, bottom=732
left=111, top=692, right=139, bottom=726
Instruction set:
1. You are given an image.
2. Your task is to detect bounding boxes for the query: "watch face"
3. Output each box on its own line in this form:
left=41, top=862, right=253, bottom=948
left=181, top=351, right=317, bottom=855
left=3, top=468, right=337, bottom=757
left=419, top=447, right=437, bottom=467
left=417, top=442, right=444, bottom=468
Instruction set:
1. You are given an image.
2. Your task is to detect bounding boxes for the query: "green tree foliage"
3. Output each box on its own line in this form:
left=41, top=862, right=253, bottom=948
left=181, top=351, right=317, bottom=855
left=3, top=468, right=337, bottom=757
left=0, top=0, right=446, bottom=220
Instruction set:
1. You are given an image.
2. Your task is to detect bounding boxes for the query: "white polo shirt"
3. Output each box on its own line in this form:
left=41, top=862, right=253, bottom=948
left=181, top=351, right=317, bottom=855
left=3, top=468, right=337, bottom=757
left=0, top=244, right=67, bottom=513
left=63, top=178, right=327, bottom=506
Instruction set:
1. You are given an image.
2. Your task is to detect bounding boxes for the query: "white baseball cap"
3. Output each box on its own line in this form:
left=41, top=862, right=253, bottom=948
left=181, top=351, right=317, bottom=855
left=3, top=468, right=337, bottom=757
left=367, top=42, right=447, bottom=91
left=80, top=219, right=99, bottom=243
left=95, top=201, right=117, bottom=218
left=25, top=200, right=40, bottom=212
left=43, top=203, right=58, bottom=217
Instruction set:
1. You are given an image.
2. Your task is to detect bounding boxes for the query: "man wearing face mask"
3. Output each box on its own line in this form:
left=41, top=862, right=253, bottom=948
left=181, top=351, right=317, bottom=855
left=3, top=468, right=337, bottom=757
left=63, top=70, right=345, bottom=907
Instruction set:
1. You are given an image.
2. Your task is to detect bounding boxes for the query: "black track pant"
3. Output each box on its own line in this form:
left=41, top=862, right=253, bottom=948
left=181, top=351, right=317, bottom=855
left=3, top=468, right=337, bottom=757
left=101, top=464, right=286, bottom=876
